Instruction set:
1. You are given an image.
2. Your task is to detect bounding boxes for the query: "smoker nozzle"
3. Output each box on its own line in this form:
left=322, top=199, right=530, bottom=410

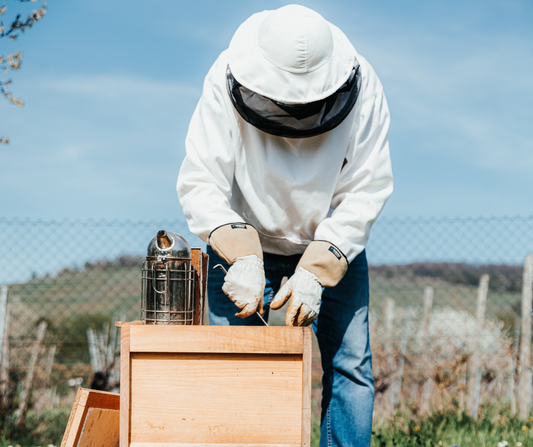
left=157, top=230, right=172, bottom=249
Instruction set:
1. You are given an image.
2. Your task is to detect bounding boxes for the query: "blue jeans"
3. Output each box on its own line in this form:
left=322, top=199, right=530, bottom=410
left=207, top=246, right=374, bottom=447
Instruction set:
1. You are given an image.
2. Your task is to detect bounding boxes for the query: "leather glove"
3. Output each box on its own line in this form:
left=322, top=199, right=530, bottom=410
left=270, top=267, right=323, bottom=327
left=296, top=241, right=348, bottom=287
left=222, top=254, right=265, bottom=318
left=208, top=223, right=262, bottom=264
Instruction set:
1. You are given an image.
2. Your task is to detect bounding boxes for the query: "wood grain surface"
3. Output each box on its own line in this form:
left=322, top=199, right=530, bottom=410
left=120, top=324, right=131, bottom=447
left=129, top=326, right=304, bottom=354
left=129, top=353, right=303, bottom=445
left=77, top=408, right=120, bottom=447
left=61, top=388, right=120, bottom=447
left=301, top=329, right=312, bottom=447
left=130, top=444, right=299, bottom=447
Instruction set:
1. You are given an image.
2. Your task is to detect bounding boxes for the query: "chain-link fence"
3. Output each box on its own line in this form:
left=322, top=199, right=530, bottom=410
left=0, top=216, right=532, bottom=422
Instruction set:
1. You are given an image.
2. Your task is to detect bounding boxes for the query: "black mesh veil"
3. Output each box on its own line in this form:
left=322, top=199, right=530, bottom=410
left=226, top=59, right=362, bottom=139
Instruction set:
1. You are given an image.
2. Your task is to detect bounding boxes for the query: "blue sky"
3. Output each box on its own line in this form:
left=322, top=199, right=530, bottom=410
left=1, top=0, right=532, bottom=222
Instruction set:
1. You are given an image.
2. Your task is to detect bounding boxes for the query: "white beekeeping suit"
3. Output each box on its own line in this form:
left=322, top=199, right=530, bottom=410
left=177, top=5, right=393, bottom=325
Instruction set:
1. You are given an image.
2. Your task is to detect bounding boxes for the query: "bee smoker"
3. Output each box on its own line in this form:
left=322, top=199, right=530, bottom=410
left=141, top=230, right=204, bottom=325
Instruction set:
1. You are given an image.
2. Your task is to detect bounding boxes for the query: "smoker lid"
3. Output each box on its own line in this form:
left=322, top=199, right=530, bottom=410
left=146, top=230, right=191, bottom=260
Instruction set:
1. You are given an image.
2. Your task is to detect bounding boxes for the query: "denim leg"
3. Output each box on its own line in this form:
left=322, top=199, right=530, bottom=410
left=315, top=250, right=374, bottom=447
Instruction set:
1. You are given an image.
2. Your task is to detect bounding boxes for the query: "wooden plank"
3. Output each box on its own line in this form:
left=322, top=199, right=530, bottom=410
left=0, top=306, right=10, bottom=411
left=191, top=248, right=201, bottom=273
left=190, top=248, right=208, bottom=325
left=519, top=253, right=533, bottom=419
left=419, top=286, right=433, bottom=414
left=191, top=248, right=202, bottom=325
left=129, top=352, right=303, bottom=445
left=510, top=318, right=520, bottom=416
left=61, top=388, right=120, bottom=447
left=395, top=306, right=412, bottom=407
left=16, top=320, right=47, bottom=426
left=128, top=325, right=304, bottom=354
left=130, top=444, right=298, bottom=447
left=78, top=408, right=120, bottom=447
left=61, top=388, right=89, bottom=447
left=116, top=321, right=143, bottom=328
left=384, top=298, right=394, bottom=418
left=301, top=328, right=312, bottom=447
left=86, top=388, right=122, bottom=410
left=201, top=251, right=209, bottom=325
left=468, top=273, right=489, bottom=419
left=0, top=286, right=8, bottom=368
left=120, top=323, right=131, bottom=447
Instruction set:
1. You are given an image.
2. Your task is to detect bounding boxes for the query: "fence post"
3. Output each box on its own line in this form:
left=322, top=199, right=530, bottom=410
left=510, top=319, right=520, bottom=416
left=395, top=306, right=412, bottom=407
left=34, top=344, right=56, bottom=413
left=40, top=344, right=56, bottom=394
left=0, top=286, right=8, bottom=368
left=519, top=253, right=533, bottom=420
left=419, top=286, right=433, bottom=414
left=0, top=314, right=9, bottom=412
left=384, top=298, right=395, bottom=418
left=458, top=361, right=467, bottom=412
left=15, top=320, right=47, bottom=426
left=87, top=327, right=102, bottom=373
left=0, top=286, right=8, bottom=414
left=468, top=273, right=489, bottom=419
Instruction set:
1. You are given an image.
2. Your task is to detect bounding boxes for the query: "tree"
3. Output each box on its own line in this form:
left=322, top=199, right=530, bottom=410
left=1, top=0, right=47, bottom=144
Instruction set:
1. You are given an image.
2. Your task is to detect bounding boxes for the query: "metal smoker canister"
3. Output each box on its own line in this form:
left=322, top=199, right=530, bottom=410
left=141, top=230, right=197, bottom=325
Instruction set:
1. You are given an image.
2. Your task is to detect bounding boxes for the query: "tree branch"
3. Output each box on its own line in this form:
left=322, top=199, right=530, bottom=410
left=0, top=1, right=47, bottom=41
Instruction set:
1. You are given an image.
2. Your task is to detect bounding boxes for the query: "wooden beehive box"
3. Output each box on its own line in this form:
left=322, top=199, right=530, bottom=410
left=61, top=388, right=120, bottom=447
left=119, top=324, right=312, bottom=447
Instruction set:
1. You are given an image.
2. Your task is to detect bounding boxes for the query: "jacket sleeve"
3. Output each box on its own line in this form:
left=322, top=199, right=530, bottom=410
left=314, top=83, right=393, bottom=263
left=177, top=58, right=244, bottom=243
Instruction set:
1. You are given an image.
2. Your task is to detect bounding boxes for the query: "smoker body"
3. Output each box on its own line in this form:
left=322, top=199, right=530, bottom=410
left=141, top=231, right=206, bottom=325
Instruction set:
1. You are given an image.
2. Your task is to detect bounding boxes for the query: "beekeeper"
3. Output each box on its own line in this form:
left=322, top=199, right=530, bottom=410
left=177, top=4, right=392, bottom=446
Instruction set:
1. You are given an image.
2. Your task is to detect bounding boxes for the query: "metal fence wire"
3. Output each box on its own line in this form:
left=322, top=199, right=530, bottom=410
left=0, top=215, right=532, bottom=418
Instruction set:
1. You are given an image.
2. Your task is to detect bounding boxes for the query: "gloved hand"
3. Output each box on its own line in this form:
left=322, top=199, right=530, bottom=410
left=222, top=254, right=266, bottom=318
left=270, top=267, right=323, bottom=326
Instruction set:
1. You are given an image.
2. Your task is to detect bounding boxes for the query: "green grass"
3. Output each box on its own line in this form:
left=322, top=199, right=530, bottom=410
left=0, top=408, right=71, bottom=446
left=369, top=406, right=533, bottom=447
left=2, top=406, right=531, bottom=447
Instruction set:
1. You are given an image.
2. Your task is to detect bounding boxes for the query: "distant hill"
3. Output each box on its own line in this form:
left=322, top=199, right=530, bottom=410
left=371, top=262, right=522, bottom=292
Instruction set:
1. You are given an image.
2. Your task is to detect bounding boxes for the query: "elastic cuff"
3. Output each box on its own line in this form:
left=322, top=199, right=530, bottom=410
left=296, top=241, right=348, bottom=287
left=208, top=223, right=263, bottom=265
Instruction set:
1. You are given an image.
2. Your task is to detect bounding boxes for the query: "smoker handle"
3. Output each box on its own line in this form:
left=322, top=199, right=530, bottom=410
left=151, top=264, right=169, bottom=294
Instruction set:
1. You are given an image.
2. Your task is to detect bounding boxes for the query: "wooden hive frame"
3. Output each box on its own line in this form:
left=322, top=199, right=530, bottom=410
left=119, top=324, right=312, bottom=447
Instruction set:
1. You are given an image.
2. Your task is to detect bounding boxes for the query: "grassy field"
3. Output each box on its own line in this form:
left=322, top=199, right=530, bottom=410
left=1, top=405, right=531, bottom=447
left=368, top=274, right=520, bottom=322
left=370, top=406, right=533, bottom=447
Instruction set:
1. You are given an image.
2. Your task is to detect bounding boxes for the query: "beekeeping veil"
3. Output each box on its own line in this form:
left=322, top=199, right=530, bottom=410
left=227, top=5, right=362, bottom=139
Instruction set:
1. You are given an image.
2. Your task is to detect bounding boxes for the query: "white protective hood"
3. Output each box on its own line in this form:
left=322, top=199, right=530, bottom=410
left=177, top=48, right=393, bottom=263
left=228, top=5, right=356, bottom=104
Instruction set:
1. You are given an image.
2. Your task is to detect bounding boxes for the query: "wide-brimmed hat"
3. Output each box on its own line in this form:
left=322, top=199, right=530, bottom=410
left=228, top=5, right=356, bottom=104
